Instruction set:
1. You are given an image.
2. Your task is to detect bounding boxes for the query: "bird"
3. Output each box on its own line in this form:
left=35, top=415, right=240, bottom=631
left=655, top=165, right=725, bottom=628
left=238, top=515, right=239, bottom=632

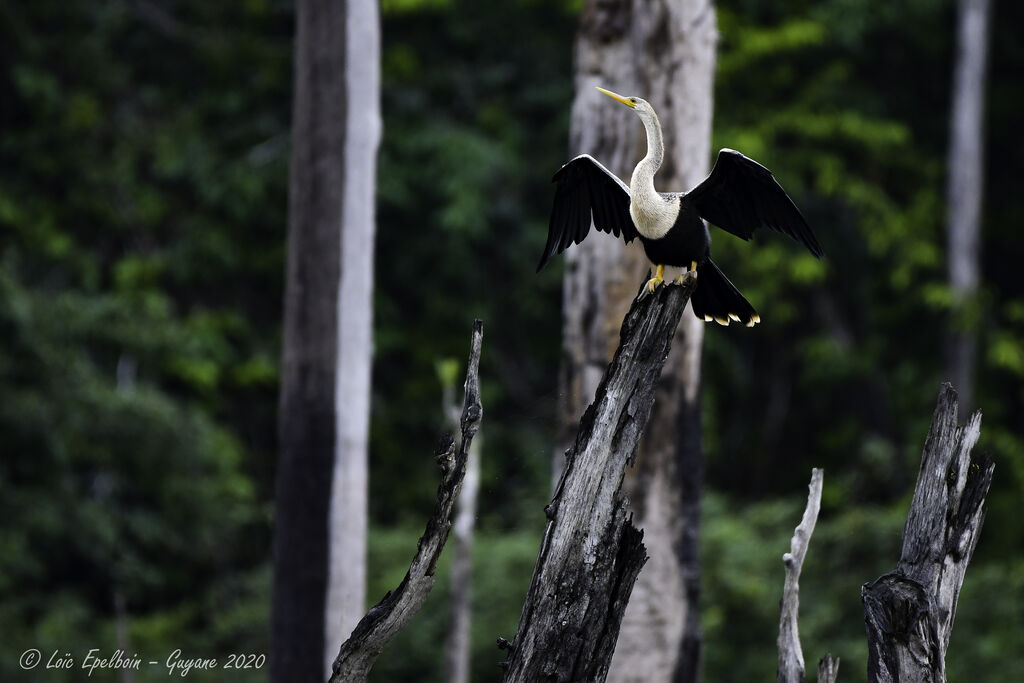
left=537, top=87, right=823, bottom=327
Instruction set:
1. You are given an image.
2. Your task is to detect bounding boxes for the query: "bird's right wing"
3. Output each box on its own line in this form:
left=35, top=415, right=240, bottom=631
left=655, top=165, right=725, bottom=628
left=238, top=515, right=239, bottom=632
left=537, top=154, right=637, bottom=272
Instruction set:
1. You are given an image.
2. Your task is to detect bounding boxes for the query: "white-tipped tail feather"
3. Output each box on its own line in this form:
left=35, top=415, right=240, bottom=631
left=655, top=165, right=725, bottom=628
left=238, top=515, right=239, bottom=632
left=690, top=258, right=759, bottom=327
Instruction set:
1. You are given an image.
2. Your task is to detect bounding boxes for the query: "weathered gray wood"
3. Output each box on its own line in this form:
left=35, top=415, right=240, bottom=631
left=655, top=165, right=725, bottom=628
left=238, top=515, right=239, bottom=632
left=861, top=383, right=993, bottom=683
left=329, top=321, right=484, bottom=683
left=817, top=654, right=840, bottom=683
left=777, top=468, right=824, bottom=683
left=502, top=277, right=697, bottom=683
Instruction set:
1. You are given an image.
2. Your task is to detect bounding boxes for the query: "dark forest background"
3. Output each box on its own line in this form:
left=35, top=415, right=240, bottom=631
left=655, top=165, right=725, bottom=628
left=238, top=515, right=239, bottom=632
left=1, top=0, right=1022, bottom=681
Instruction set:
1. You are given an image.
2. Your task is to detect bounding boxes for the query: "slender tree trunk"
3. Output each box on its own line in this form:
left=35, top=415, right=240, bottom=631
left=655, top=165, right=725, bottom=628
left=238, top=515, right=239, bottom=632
left=272, top=0, right=349, bottom=680
left=324, top=0, right=381, bottom=677
left=443, top=364, right=482, bottom=683
left=113, top=589, right=134, bottom=683
left=551, top=2, right=717, bottom=681
left=945, top=0, right=992, bottom=413
left=777, top=469, right=825, bottom=683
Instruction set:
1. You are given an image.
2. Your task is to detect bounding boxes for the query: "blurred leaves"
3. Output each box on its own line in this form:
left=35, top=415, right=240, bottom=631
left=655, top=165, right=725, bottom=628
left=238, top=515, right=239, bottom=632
left=0, top=0, right=285, bottom=677
left=1, top=0, right=1022, bottom=680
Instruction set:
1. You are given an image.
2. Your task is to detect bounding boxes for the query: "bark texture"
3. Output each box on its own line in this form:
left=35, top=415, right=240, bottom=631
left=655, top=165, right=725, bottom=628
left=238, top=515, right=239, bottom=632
left=324, top=0, right=381, bottom=675
left=330, top=321, right=484, bottom=683
left=861, top=384, right=993, bottom=683
left=945, top=0, right=992, bottom=412
left=817, top=655, right=840, bottom=683
left=503, top=277, right=697, bottom=683
left=272, top=0, right=347, bottom=679
left=777, top=469, right=824, bottom=683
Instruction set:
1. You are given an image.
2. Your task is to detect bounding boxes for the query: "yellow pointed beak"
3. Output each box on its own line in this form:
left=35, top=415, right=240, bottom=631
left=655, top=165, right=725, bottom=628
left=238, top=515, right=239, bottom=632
left=596, top=87, right=636, bottom=108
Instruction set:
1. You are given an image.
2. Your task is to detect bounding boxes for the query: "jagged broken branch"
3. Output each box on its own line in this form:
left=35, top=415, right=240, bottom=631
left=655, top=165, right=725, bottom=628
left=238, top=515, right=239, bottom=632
left=329, top=320, right=484, bottom=683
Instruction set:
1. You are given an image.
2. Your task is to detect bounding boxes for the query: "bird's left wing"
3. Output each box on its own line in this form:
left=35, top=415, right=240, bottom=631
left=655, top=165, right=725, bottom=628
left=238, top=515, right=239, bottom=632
left=686, top=149, right=823, bottom=258
left=537, top=154, right=637, bottom=272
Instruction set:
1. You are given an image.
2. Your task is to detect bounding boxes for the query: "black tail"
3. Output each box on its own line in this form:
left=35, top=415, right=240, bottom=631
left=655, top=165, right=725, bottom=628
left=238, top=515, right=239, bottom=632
left=690, top=258, right=759, bottom=326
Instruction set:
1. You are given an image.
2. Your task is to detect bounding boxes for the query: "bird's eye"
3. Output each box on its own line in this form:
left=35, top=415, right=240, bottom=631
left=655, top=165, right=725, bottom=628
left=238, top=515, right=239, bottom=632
left=629, top=98, right=637, bottom=104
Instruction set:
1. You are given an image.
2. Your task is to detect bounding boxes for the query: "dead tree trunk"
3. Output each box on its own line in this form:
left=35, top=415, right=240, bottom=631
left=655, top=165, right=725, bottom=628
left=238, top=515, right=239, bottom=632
left=861, top=383, right=994, bottom=683
left=777, top=469, right=824, bottom=683
left=502, top=277, right=696, bottom=683
left=774, top=468, right=840, bottom=683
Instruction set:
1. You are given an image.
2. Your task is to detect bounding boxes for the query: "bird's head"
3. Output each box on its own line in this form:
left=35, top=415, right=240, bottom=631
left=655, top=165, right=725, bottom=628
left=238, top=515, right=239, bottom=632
left=596, top=87, right=657, bottom=123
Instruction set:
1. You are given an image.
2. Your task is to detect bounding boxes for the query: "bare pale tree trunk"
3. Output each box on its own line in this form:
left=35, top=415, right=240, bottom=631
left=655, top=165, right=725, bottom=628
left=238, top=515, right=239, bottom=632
left=442, top=362, right=482, bottom=683
left=113, top=589, right=134, bottom=683
left=776, top=469, right=826, bottom=683
left=945, top=0, right=992, bottom=413
left=324, top=0, right=381, bottom=677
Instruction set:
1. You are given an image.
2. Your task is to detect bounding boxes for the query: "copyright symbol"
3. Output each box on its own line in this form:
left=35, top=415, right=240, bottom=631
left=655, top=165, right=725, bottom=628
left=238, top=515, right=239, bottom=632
left=20, top=649, right=42, bottom=670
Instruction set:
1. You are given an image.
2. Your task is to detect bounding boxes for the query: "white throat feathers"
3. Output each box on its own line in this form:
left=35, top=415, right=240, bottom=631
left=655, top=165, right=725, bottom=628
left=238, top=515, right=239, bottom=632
left=628, top=106, right=680, bottom=240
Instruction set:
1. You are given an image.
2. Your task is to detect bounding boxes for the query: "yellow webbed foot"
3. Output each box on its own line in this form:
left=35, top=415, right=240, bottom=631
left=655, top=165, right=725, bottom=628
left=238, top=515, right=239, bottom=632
left=646, top=264, right=665, bottom=293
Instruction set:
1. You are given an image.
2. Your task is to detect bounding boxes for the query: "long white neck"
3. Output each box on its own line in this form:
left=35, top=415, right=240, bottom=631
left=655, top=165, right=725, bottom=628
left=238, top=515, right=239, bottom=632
left=630, top=111, right=664, bottom=201
left=629, top=110, right=678, bottom=240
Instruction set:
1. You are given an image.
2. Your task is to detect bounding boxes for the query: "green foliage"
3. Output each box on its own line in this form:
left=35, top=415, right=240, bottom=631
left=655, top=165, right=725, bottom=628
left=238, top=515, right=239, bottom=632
left=2, top=0, right=1022, bottom=679
left=371, top=0, right=574, bottom=527
left=707, top=0, right=1024, bottom=548
left=0, top=0, right=285, bottom=675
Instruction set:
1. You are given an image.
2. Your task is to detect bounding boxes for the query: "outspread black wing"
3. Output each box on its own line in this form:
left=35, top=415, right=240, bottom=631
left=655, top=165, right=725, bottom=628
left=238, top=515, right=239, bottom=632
left=685, top=149, right=823, bottom=258
left=537, top=154, right=637, bottom=272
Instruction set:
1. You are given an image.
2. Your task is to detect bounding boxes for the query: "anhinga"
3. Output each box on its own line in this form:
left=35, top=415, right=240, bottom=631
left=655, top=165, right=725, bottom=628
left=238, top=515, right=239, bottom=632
left=537, top=87, right=823, bottom=326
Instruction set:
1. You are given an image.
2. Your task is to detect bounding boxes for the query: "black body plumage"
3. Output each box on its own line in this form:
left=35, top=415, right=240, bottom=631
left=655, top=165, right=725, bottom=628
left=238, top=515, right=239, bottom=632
left=636, top=201, right=710, bottom=268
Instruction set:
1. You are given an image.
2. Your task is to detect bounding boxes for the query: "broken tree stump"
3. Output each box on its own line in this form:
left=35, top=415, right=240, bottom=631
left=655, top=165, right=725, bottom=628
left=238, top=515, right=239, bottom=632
left=861, top=383, right=994, bottom=683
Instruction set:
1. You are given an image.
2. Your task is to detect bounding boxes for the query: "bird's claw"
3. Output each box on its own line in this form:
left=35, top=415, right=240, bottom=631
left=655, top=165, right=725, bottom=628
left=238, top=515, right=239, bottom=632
left=644, top=264, right=666, bottom=294
left=674, top=271, right=697, bottom=286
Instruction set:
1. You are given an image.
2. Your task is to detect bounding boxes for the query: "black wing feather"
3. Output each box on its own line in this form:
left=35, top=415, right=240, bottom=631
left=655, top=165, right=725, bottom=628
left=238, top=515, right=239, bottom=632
left=686, top=149, right=823, bottom=258
left=537, top=155, right=636, bottom=272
